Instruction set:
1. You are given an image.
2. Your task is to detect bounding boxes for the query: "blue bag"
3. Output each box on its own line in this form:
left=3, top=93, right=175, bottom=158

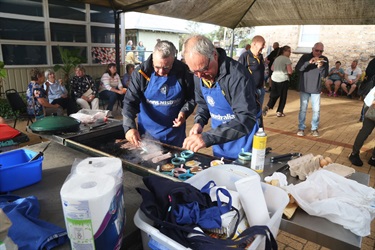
left=0, top=195, right=68, bottom=250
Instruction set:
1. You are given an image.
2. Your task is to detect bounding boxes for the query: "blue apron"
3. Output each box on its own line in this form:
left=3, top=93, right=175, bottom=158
left=138, top=73, right=185, bottom=147
left=201, top=83, right=258, bottom=160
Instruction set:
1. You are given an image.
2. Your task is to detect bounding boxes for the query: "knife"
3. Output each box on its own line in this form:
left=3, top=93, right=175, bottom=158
left=29, top=141, right=51, bottom=162
left=270, top=152, right=302, bottom=163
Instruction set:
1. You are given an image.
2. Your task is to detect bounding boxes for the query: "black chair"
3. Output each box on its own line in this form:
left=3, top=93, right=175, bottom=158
left=5, top=89, right=34, bottom=128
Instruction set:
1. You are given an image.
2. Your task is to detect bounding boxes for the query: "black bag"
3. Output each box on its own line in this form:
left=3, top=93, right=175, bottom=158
left=136, top=175, right=277, bottom=250
left=358, top=75, right=375, bottom=97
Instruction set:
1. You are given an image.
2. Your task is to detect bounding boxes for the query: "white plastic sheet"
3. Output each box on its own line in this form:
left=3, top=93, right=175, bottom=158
left=287, top=170, right=375, bottom=236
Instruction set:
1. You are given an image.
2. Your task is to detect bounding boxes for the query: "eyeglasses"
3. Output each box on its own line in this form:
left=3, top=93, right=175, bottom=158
left=189, top=58, right=211, bottom=74
left=314, top=49, right=324, bottom=53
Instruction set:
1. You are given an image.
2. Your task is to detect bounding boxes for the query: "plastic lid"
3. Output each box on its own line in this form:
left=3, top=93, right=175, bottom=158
left=30, top=116, right=81, bottom=132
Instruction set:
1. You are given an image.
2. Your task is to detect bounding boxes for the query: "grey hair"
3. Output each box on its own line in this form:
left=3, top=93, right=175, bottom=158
left=353, top=59, right=359, bottom=63
left=313, top=42, right=324, bottom=49
left=75, top=64, right=86, bottom=73
left=44, top=69, right=54, bottom=79
left=183, top=35, right=216, bottom=60
left=153, top=40, right=177, bottom=58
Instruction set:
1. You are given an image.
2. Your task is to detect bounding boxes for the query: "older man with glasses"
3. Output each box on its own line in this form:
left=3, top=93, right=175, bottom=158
left=182, top=35, right=259, bottom=160
left=296, top=42, right=329, bottom=137
left=342, top=59, right=362, bottom=99
left=122, top=40, right=195, bottom=147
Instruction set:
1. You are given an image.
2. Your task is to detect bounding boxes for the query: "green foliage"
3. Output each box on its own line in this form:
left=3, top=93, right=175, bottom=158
left=238, top=39, right=252, bottom=49
left=0, top=61, right=7, bottom=80
left=0, top=98, right=14, bottom=119
left=53, top=46, right=85, bottom=94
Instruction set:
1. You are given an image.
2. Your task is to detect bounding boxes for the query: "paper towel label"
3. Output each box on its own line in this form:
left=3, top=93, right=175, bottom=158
left=63, top=200, right=95, bottom=249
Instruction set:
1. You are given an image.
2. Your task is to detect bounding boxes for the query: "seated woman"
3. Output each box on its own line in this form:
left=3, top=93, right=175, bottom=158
left=26, top=68, right=62, bottom=119
left=98, top=63, right=126, bottom=117
left=70, top=65, right=99, bottom=110
left=122, top=63, right=135, bottom=88
left=325, top=61, right=344, bottom=97
left=44, top=69, right=78, bottom=115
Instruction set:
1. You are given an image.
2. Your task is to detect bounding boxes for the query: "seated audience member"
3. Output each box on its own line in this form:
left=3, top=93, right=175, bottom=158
left=44, top=69, right=78, bottom=115
left=26, top=68, right=62, bottom=119
left=98, top=63, right=125, bottom=117
left=122, top=63, right=135, bottom=88
left=325, top=61, right=344, bottom=97
left=342, top=59, right=362, bottom=98
left=70, top=65, right=99, bottom=110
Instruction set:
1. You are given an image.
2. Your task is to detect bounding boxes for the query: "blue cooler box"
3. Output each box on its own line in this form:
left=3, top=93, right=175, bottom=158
left=0, top=149, right=43, bottom=192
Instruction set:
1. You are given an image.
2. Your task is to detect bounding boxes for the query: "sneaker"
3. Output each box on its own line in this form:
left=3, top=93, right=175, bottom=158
left=106, top=111, right=114, bottom=118
left=368, top=157, right=375, bottom=166
left=297, top=130, right=305, bottom=136
left=333, top=92, right=338, bottom=97
left=347, top=94, right=352, bottom=99
left=349, top=153, right=363, bottom=166
left=262, top=106, right=269, bottom=116
left=311, top=130, right=319, bottom=137
left=328, top=92, right=333, bottom=97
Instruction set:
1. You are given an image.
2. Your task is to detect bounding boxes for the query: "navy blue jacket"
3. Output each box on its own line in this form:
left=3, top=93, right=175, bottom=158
left=194, top=48, right=258, bottom=147
left=122, top=54, right=195, bottom=134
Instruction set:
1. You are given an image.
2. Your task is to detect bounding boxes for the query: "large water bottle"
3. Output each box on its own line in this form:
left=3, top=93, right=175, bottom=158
left=251, top=128, right=267, bottom=173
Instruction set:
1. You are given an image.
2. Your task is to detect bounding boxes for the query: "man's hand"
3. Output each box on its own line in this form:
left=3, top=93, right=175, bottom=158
left=183, top=133, right=206, bottom=152
left=172, top=112, right=186, bottom=127
left=125, top=129, right=141, bottom=146
left=188, top=123, right=203, bottom=136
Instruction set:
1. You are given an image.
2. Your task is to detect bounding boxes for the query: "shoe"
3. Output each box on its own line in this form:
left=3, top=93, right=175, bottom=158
left=297, top=130, right=304, bottom=136
left=276, top=112, right=285, bottom=117
left=368, top=157, right=375, bottom=166
left=333, top=92, right=338, bottom=97
left=328, top=92, right=332, bottom=97
left=311, top=130, right=319, bottom=137
left=349, top=153, right=363, bottom=166
left=347, top=94, right=352, bottom=99
left=262, top=106, right=269, bottom=116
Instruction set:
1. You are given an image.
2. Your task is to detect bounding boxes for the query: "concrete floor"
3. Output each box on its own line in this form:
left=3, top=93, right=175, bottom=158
left=5, top=89, right=375, bottom=250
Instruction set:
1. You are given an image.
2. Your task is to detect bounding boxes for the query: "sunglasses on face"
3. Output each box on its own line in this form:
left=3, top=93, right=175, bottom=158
left=314, top=49, right=324, bottom=53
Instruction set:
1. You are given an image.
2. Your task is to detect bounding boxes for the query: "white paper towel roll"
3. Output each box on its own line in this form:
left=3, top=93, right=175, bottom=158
left=75, top=157, right=123, bottom=178
left=235, top=175, right=270, bottom=226
left=60, top=174, right=117, bottom=238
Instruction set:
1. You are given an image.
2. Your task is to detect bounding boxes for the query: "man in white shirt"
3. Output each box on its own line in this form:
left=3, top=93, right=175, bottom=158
left=341, top=59, right=362, bottom=99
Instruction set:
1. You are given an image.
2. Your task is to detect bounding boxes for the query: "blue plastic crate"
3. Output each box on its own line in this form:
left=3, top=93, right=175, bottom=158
left=0, top=149, right=43, bottom=192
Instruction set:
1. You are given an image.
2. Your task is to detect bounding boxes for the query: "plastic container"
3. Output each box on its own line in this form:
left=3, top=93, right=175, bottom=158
left=0, top=149, right=43, bottom=192
left=134, top=164, right=289, bottom=250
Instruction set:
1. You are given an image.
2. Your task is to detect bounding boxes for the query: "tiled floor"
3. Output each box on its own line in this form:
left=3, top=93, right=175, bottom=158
left=11, top=89, right=375, bottom=249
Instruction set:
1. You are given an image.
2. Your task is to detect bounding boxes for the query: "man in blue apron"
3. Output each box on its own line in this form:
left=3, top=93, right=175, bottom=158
left=122, top=40, right=195, bottom=147
left=182, top=35, right=259, bottom=160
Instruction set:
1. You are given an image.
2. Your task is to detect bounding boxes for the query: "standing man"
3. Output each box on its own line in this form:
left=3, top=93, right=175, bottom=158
left=265, top=42, right=281, bottom=92
left=238, top=35, right=266, bottom=106
left=122, top=40, right=195, bottom=147
left=182, top=35, right=258, bottom=160
left=296, top=42, right=329, bottom=137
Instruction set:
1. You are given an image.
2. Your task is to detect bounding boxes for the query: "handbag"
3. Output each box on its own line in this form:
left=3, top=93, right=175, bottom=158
left=365, top=106, right=375, bottom=121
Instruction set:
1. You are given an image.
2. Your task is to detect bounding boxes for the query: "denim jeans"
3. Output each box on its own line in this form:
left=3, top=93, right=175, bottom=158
left=298, top=92, right=320, bottom=131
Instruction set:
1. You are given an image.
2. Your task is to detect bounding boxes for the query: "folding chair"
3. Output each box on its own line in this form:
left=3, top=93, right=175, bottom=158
left=5, top=89, right=34, bottom=128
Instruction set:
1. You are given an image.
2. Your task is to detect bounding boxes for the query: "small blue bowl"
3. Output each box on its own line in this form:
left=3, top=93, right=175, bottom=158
left=171, top=156, right=186, bottom=166
left=180, top=150, right=194, bottom=159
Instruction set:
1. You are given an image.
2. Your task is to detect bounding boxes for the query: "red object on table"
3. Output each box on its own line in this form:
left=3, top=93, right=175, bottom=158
left=0, top=124, right=21, bottom=141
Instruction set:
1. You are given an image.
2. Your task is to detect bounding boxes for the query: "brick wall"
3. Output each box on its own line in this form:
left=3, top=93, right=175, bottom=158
left=255, top=25, right=375, bottom=71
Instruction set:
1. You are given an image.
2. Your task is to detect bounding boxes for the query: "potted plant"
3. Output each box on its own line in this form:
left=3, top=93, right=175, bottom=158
left=0, top=61, right=7, bottom=95
left=53, top=46, right=85, bottom=95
